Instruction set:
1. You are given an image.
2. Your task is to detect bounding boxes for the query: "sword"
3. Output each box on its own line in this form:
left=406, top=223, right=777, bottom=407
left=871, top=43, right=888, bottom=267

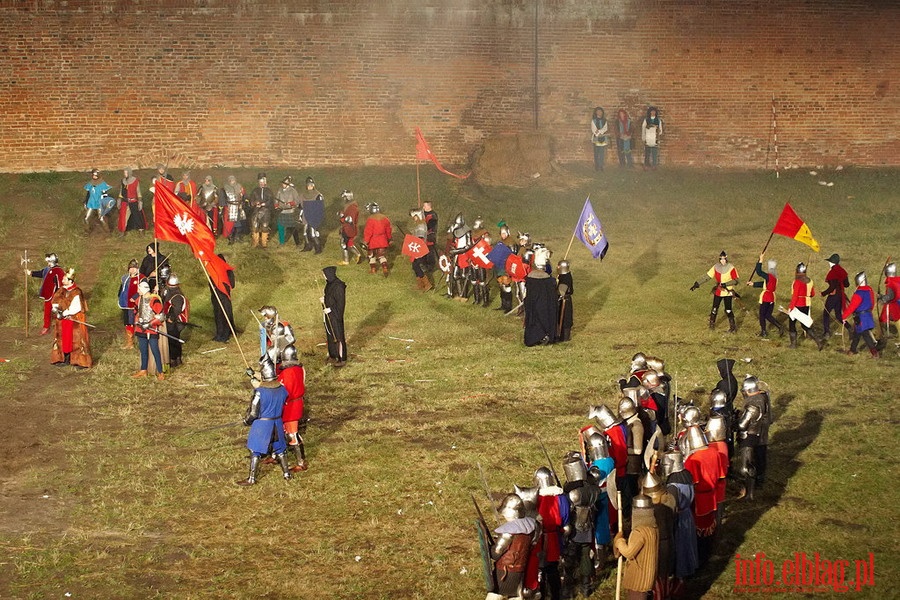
left=60, top=315, right=97, bottom=329
left=141, top=326, right=185, bottom=343
left=505, top=300, right=524, bottom=316
left=471, top=494, right=496, bottom=544
left=536, top=435, right=562, bottom=488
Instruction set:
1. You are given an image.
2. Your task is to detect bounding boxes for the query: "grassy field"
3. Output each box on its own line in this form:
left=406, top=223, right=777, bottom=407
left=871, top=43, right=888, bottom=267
left=0, top=164, right=896, bottom=599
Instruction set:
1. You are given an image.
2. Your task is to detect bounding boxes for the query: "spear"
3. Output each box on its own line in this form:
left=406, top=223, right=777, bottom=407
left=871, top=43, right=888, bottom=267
left=476, top=461, right=501, bottom=523
left=615, top=490, right=624, bottom=600
left=20, top=250, right=30, bottom=337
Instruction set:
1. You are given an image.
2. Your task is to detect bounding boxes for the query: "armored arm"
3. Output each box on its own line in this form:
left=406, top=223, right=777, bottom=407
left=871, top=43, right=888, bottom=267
left=489, top=532, right=514, bottom=560
left=736, top=404, right=760, bottom=433
left=879, top=287, right=896, bottom=304
left=243, top=390, right=261, bottom=426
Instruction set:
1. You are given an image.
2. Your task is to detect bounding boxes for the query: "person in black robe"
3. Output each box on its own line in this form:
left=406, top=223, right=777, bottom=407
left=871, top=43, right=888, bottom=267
left=211, top=253, right=236, bottom=342
left=322, top=266, right=347, bottom=366
left=556, top=260, right=574, bottom=342
left=139, top=242, right=169, bottom=293
left=524, top=247, right=558, bottom=346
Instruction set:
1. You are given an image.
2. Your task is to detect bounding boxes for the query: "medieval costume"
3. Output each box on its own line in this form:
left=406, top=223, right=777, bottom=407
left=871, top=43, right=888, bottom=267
left=277, top=346, right=308, bottom=472
left=49, top=270, right=92, bottom=368
left=300, top=176, right=326, bottom=254
left=148, top=165, right=175, bottom=225
left=842, top=272, right=879, bottom=357
left=557, top=260, right=573, bottom=341
left=197, top=175, right=219, bottom=236
left=641, top=106, right=663, bottom=168
left=524, top=246, right=557, bottom=346
left=878, top=262, right=899, bottom=332
left=614, top=494, right=659, bottom=600
left=275, top=176, right=302, bottom=245
left=139, top=242, right=169, bottom=294
left=485, top=494, right=537, bottom=600
left=682, top=425, right=722, bottom=563
left=534, top=467, right=569, bottom=600
left=584, top=431, right=615, bottom=556
left=468, top=216, right=491, bottom=306
left=27, top=253, right=65, bottom=334
left=591, top=106, right=609, bottom=171
left=237, top=359, right=291, bottom=486
left=117, top=168, right=146, bottom=236
left=322, top=266, right=348, bottom=366
left=337, top=190, right=361, bottom=265
left=691, top=250, right=739, bottom=332
left=821, top=253, right=850, bottom=337
left=642, top=472, right=676, bottom=600
left=562, top=453, right=601, bottom=598
left=219, top=175, right=247, bottom=243
left=616, top=109, right=634, bottom=168
left=131, top=281, right=165, bottom=380
left=211, top=254, right=236, bottom=343
left=590, top=404, right=629, bottom=533
left=117, top=259, right=143, bottom=349
left=258, top=306, right=296, bottom=366
left=248, top=173, right=275, bottom=248
left=787, top=263, right=826, bottom=350
left=663, top=450, right=700, bottom=589
left=749, top=255, right=784, bottom=337
left=363, top=203, right=393, bottom=276
left=409, top=208, right=434, bottom=291
left=174, top=171, right=199, bottom=216
left=736, top=376, right=771, bottom=500
left=422, top=200, right=438, bottom=273
left=489, top=224, right=515, bottom=312
left=83, top=169, right=114, bottom=234
left=162, top=275, right=189, bottom=368
left=448, top=214, right=474, bottom=300
left=620, top=397, right=644, bottom=517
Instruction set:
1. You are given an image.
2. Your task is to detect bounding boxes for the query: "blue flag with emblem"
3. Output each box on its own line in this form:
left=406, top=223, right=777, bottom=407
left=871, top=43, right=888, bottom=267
left=574, top=197, right=609, bottom=259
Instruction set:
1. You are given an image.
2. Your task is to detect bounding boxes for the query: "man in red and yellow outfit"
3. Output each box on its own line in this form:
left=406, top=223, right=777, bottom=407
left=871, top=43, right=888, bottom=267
left=788, top=262, right=826, bottom=350
left=691, top=250, right=740, bottom=332
left=49, top=269, right=92, bottom=369
left=363, top=202, right=393, bottom=276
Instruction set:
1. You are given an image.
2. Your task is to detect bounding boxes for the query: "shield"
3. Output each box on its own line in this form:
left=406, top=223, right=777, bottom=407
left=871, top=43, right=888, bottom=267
left=788, top=307, right=814, bottom=328
left=438, top=253, right=452, bottom=274
left=100, top=195, right=116, bottom=217
left=475, top=519, right=497, bottom=593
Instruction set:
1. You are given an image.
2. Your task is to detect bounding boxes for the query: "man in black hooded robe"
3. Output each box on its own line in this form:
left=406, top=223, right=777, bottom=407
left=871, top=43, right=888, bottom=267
left=322, top=266, right=347, bottom=366
left=523, top=245, right=558, bottom=347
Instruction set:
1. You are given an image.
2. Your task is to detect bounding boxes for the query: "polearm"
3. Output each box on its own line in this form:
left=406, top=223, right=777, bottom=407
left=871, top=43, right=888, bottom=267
left=196, top=253, right=249, bottom=369
left=471, top=494, right=495, bottom=545
left=21, top=250, right=29, bottom=337
left=60, top=315, right=97, bottom=329
left=536, top=435, right=562, bottom=488
left=476, top=461, right=501, bottom=523
left=615, top=490, right=624, bottom=600
left=875, top=255, right=892, bottom=338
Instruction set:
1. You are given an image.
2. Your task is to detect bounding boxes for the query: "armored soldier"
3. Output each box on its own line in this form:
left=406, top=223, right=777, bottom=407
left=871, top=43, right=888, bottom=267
left=562, top=452, right=601, bottom=598
left=337, top=190, right=362, bottom=265
left=363, top=202, right=393, bottom=276
left=322, top=266, right=348, bottom=366
left=585, top=432, right=615, bottom=559
left=589, top=404, right=629, bottom=516
left=448, top=214, right=474, bottom=300
left=131, top=280, right=165, bottom=380
left=117, top=258, right=143, bottom=350
left=117, top=167, right=146, bottom=236
left=821, top=253, right=850, bottom=337
left=469, top=216, right=490, bottom=306
left=237, top=358, right=292, bottom=486
left=705, top=414, right=731, bottom=525
left=248, top=173, right=275, bottom=249
left=556, top=260, right=573, bottom=342
left=174, top=171, right=198, bottom=213
left=709, top=389, right=734, bottom=460
left=197, top=175, right=219, bottom=235
left=27, top=252, right=66, bottom=335
left=690, top=250, right=740, bottom=332
left=485, top=494, right=538, bottom=600
left=619, top=352, right=650, bottom=390
left=299, top=176, right=326, bottom=254
left=642, top=370, right=671, bottom=437
left=613, top=495, right=659, bottom=599
left=49, top=269, right=92, bottom=369
left=787, top=262, right=826, bottom=350
left=490, top=224, right=515, bottom=312
left=83, top=169, right=114, bottom=234
left=273, top=176, right=301, bottom=246
left=534, top=467, right=568, bottom=600
left=409, top=208, right=434, bottom=291
left=682, top=424, right=721, bottom=562
left=880, top=262, right=900, bottom=333
left=842, top=271, right=879, bottom=357
left=641, top=471, right=676, bottom=600
left=747, top=253, right=784, bottom=337
left=523, top=246, right=558, bottom=346
left=422, top=200, right=439, bottom=272
left=661, top=450, right=699, bottom=590
left=277, top=345, right=308, bottom=472
left=163, top=274, right=189, bottom=368
left=735, top=375, right=771, bottom=500
left=619, top=397, right=644, bottom=517
left=258, top=305, right=296, bottom=365
left=219, top=175, right=247, bottom=243
left=150, top=164, right=175, bottom=193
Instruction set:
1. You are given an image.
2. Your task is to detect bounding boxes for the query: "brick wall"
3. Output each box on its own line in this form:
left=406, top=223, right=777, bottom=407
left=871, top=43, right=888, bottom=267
left=0, top=0, right=896, bottom=172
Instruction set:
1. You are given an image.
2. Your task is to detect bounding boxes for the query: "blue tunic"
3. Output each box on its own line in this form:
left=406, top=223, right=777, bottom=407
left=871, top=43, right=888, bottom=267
left=667, top=480, right=700, bottom=578
left=591, top=456, right=616, bottom=545
left=246, top=384, right=288, bottom=456
left=84, top=181, right=112, bottom=209
left=850, top=288, right=875, bottom=332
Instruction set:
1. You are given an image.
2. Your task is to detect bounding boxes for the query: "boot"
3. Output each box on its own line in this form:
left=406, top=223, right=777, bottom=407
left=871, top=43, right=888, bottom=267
left=290, top=444, right=308, bottom=472
left=251, top=232, right=259, bottom=248
left=131, top=370, right=148, bottom=378
left=708, top=313, right=717, bottom=330
left=809, top=329, right=826, bottom=351
left=277, top=453, right=292, bottom=480
left=421, top=276, right=433, bottom=291
left=261, top=232, right=269, bottom=249
left=369, top=263, right=377, bottom=274
left=789, top=331, right=798, bottom=349
left=122, top=330, right=134, bottom=350
left=742, top=478, right=756, bottom=500
left=236, top=455, right=260, bottom=486
left=727, top=313, right=737, bottom=333
left=381, top=262, right=389, bottom=278
left=353, top=248, right=363, bottom=264
left=870, top=348, right=881, bottom=359
left=339, top=249, right=350, bottom=266
left=156, top=372, right=165, bottom=381
left=313, top=238, right=322, bottom=254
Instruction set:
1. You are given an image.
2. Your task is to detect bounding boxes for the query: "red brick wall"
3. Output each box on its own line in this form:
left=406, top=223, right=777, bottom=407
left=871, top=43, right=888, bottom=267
left=0, top=0, right=896, bottom=172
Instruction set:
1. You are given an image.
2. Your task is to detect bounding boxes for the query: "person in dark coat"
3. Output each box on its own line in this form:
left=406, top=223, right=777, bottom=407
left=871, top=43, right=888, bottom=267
left=524, top=246, right=558, bottom=347
left=139, top=242, right=169, bottom=293
left=211, top=253, right=236, bottom=342
left=556, top=260, right=574, bottom=341
left=322, top=266, right=347, bottom=366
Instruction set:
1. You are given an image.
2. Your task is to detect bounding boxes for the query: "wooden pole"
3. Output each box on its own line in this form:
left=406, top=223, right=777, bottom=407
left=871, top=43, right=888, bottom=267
left=772, top=94, right=779, bottom=179
left=615, top=490, right=624, bottom=600
left=416, top=162, right=421, bottom=208
left=747, top=231, right=776, bottom=284
left=23, top=250, right=29, bottom=338
left=196, top=254, right=249, bottom=369
left=563, top=229, right=577, bottom=261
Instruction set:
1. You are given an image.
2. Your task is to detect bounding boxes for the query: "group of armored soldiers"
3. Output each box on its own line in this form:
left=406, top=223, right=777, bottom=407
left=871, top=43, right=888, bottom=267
left=479, top=353, right=771, bottom=600
left=691, top=250, right=899, bottom=357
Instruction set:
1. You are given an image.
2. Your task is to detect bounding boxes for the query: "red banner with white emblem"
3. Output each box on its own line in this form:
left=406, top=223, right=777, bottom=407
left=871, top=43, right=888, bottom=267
left=400, top=234, right=429, bottom=262
left=506, top=254, right=527, bottom=282
left=467, top=238, right=494, bottom=268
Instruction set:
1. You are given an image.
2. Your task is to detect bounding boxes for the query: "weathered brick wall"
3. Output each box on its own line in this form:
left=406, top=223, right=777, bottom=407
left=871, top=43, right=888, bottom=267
left=0, top=0, right=896, bottom=172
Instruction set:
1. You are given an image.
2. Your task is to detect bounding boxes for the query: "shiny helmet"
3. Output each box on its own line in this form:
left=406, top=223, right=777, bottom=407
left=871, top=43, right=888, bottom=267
left=742, top=375, right=760, bottom=396
left=681, top=405, right=702, bottom=427
left=710, top=389, right=728, bottom=410
left=341, top=189, right=354, bottom=203
left=498, top=493, right=525, bottom=522
left=158, top=264, right=172, bottom=282
left=282, top=344, right=299, bottom=366
left=706, top=414, right=728, bottom=442
left=886, top=262, right=897, bottom=277
left=453, top=213, right=465, bottom=228
left=166, top=274, right=180, bottom=286
left=513, top=485, right=539, bottom=513
left=409, top=208, right=425, bottom=221
left=518, top=231, right=531, bottom=246
left=533, top=466, right=555, bottom=490
left=589, top=404, right=619, bottom=430
left=641, top=370, right=661, bottom=389
left=366, top=202, right=381, bottom=214
left=618, top=397, right=637, bottom=420
left=282, top=176, right=293, bottom=186
left=661, top=450, right=685, bottom=478
left=562, top=451, right=588, bottom=483
left=259, top=305, right=278, bottom=326
left=855, top=271, right=867, bottom=287
left=557, top=260, right=570, bottom=275
left=682, top=425, right=709, bottom=455
left=45, top=253, right=59, bottom=266
left=587, top=432, right=610, bottom=461
left=645, top=356, right=665, bottom=373
left=137, top=281, right=150, bottom=295
left=630, top=352, right=647, bottom=372
left=472, top=215, right=484, bottom=230
left=632, top=494, right=654, bottom=510
left=796, top=262, right=807, bottom=274
left=641, top=471, right=664, bottom=496
left=305, top=176, right=315, bottom=187
left=258, top=357, right=277, bottom=381
left=533, top=245, right=551, bottom=269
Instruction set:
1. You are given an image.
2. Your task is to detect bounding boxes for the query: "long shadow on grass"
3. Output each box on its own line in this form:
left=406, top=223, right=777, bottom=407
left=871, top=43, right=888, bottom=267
left=686, top=400, right=824, bottom=597
left=348, top=300, right=394, bottom=350
left=574, top=283, right=609, bottom=334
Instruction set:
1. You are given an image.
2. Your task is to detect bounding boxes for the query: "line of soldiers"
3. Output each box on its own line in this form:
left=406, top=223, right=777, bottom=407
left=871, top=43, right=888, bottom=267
left=691, top=250, right=898, bottom=357
left=479, top=354, right=770, bottom=600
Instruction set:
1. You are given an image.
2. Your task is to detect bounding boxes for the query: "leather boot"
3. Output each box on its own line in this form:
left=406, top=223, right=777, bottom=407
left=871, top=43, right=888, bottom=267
left=131, top=370, right=148, bottom=378
left=369, top=263, right=377, bottom=274
left=236, top=455, right=260, bottom=486
left=727, top=313, right=737, bottom=333
left=381, top=263, right=389, bottom=278
left=339, top=249, right=350, bottom=266
left=708, top=313, right=717, bottom=330
left=811, top=330, right=826, bottom=351
left=744, top=478, right=755, bottom=500
left=122, top=330, right=134, bottom=350
left=261, top=232, right=269, bottom=248
left=291, top=444, right=308, bottom=472
left=353, top=248, right=363, bottom=264
left=313, top=238, right=322, bottom=254
left=789, top=331, right=798, bottom=348
left=277, top=453, right=292, bottom=480
left=251, top=232, right=259, bottom=248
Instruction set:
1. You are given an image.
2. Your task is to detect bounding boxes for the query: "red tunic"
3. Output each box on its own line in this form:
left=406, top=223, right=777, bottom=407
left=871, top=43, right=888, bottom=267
left=709, top=440, right=729, bottom=503
left=277, top=364, right=306, bottom=422
left=760, top=274, right=777, bottom=304
left=882, top=277, right=900, bottom=322
left=363, top=214, right=393, bottom=249
left=604, top=424, right=628, bottom=477
left=789, top=278, right=815, bottom=310
left=537, top=492, right=565, bottom=562
left=130, top=294, right=163, bottom=334
left=685, top=447, right=721, bottom=533
left=39, top=266, right=66, bottom=301
left=339, top=202, right=359, bottom=242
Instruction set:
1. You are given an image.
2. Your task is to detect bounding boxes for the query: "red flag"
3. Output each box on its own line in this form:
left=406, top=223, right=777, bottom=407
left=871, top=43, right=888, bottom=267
left=154, top=183, right=234, bottom=297
left=415, top=127, right=470, bottom=180
left=400, top=234, right=429, bottom=262
left=506, top=254, right=527, bottom=282
left=467, top=238, right=494, bottom=268
left=771, top=202, right=820, bottom=252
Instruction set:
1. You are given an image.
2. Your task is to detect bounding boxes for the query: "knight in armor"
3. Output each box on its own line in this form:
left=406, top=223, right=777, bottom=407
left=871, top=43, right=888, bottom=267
left=821, top=253, right=850, bottom=338
left=747, top=253, right=784, bottom=337
left=237, top=358, right=292, bottom=486
left=131, top=280, right=165, bottom=380
left=49, top=269, right=93, bottom=369
left=787, top=262, right=826, bottom=350
left=556, top=260, right=574, bottom=341
left=337, top=190, right=362, bottom=265
left=619, top=397, right=644, bottom=517
left=117, top=258, right=143, bottom=350
left=523, top=246, right=558, bottom=346
left=174, top=170, right=198, bottom=212
left=661, top=450, right=699, bottom=592
left=642, top=370, right=671, bottom=437
left=448, top=213, right=474, bottom=300
left=139, top=242, right=169, bottom=294
left=682, top=424, right=722, bottom=563
left=585, top=432, right=614, bottom=572
left=117, top=167, right=146, bottom=237
left=511, top=484, right=542, bottom=598
left=299, top=176, right=325, bottom=254
left=613, top=494, right=659, bottom=600
left=534, top=466, right=568, bottom=600
left=275, top=176, right=302, bottom=246
left=705, top=414, right=731, bottom=529
left=219, top=175, right=247, bottom=244
left=690, top=250, right=740, bottom=332
left=258, top=305, right=296, bottom=365
left=83, top=168, right=114, bottom=235
left=248, top=173, right=275, bottom=249
left=516, top=232, right=534, bottom=309
left=619, top=352, right=649, bottom=390
left=490, top=223, right=515, bottom=312
left=150, top=164, right=175, bottom=193
left=409, top=208, right=434, bottom=291
left=277, top=345, right=308, bottom=472
left=708, top=389, right=734, bottom=461
left=561, top=452, right=601, bottom=598
left=197, top=175, right=219, bottom=235
left=26, top=252, right=66, bottom=335
left=842, top=271, right=879, bottom=358
left=484, top=494, right=538, bottom=600
left=363, top=202, right=393, bottom=276
left=879, top=262, right=900, bottom=334
left=589, top=404, right=629, bottom=530
left=163, top=274, right=189, bottom=368
left=322, top=266, right=348, bottom=366
left=641, top=471, right=676, bottom=600
left=422, top=200, right=438, bottom=273
left=735, top=375, right=771, bottom=500
left=469, top=216, right=490, bottom=306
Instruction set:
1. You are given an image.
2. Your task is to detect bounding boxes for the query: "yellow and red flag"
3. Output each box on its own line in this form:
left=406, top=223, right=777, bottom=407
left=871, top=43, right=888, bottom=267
left=772, top=202, right=820, bottom=252
left=415, top=127, right=470, bottom=180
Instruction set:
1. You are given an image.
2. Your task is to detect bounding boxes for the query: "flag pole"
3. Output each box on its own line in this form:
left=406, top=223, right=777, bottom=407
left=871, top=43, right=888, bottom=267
left=564, top=197, right=588, bottom=260
left=196, top=254, right=249, bottom=369
left=747, top=231, right=776, bottom=284
left=416, top=162, right=421, bottom=208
